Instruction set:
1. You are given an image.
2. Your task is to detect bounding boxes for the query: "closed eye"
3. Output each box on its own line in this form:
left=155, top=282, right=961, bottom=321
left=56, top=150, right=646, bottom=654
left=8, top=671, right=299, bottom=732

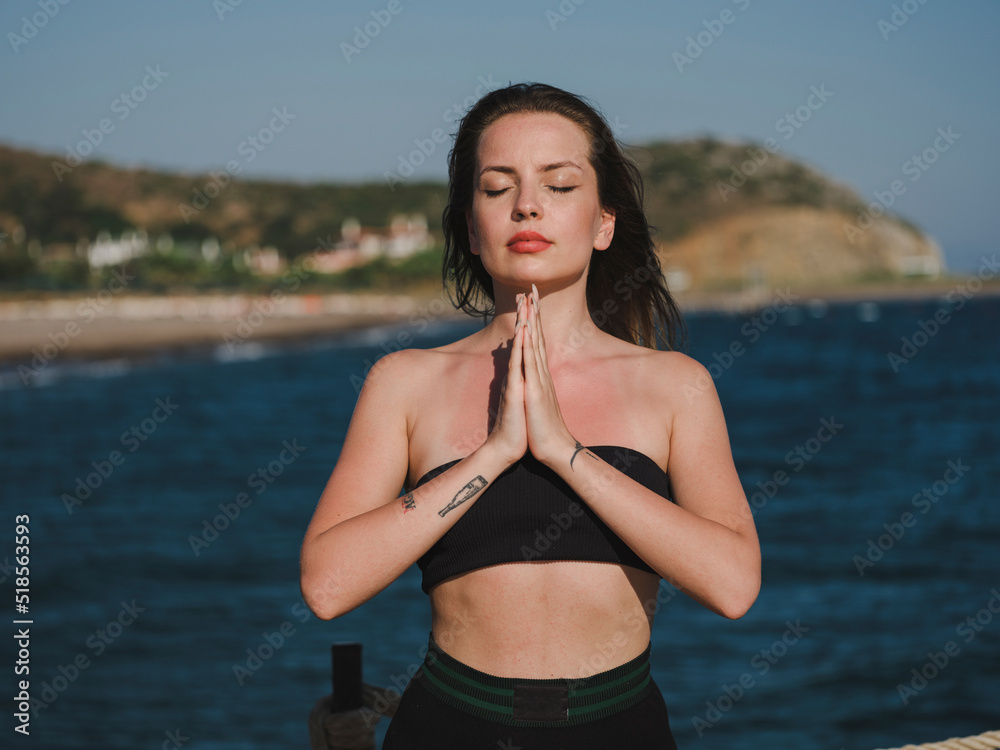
left=482, top=186, right=577, bottom=197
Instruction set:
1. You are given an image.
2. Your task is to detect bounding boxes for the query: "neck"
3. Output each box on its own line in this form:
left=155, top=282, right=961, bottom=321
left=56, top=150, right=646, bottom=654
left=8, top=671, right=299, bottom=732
left=485, top=278, right=603, bottom=363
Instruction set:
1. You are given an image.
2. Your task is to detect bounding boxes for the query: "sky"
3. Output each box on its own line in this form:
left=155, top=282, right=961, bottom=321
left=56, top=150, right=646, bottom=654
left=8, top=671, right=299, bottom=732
left=1, top=0, right=997, bottom=271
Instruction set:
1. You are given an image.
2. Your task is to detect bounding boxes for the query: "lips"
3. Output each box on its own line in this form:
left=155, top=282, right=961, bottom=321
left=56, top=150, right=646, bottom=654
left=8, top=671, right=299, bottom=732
left=507, top=231, right=552, bottom=254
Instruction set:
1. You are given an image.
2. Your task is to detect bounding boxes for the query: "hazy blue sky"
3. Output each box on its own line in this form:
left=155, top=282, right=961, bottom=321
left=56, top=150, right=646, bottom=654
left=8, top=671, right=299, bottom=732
left=2, top=0, right=997, bottom=270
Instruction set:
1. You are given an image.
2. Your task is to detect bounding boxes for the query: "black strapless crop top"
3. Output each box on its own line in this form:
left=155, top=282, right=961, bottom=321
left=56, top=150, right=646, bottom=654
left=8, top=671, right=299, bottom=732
left=413, top=446, right=671, bottom=593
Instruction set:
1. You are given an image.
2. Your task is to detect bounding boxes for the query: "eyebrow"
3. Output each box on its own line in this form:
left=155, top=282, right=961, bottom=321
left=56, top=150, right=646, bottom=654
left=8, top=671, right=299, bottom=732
left=478, top=161, right=584, bottom=178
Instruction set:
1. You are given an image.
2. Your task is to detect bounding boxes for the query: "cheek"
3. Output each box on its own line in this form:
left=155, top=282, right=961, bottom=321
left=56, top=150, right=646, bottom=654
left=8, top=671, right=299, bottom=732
left=467, top=204, right=487, bottom=255
left=473, top=243, right=512, bottom=284
left=573, top=204, right=606, bottom=244
left=470, top=204, right=509, bottom=251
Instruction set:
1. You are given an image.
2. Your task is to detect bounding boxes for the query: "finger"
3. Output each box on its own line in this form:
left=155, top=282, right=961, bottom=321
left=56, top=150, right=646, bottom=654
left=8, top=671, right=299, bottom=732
left=526, top=294, right=546, bottom=384
left=496, top=336, right=522, bottom=434
left=515, top=293, right=526, bottom=335
left=511, top=293, right=524, bottom=349
left=530, top=284, right=549, bottom=371
left=521, top=305, right=537, bottom=385
left=509, top=311, right=525, bottom=387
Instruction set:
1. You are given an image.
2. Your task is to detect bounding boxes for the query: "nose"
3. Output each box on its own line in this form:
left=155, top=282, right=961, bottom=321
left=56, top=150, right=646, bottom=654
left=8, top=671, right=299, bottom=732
left=512, top=185, right=542, bottom=221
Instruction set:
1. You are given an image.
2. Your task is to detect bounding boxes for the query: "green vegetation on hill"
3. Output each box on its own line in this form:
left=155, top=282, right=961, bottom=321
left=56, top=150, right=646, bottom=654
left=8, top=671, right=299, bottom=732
left=636, top=139, right=864, bottom=240
left=0, top=143, right=447, bottom=261
left=0, top=138, right=913, bottom=293
left=1, top=244, right=446, bottom=295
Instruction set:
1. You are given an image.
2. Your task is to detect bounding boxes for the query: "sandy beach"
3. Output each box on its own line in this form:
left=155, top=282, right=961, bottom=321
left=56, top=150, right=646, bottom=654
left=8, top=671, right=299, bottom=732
left=0, top=291, right=467, bottom=366
left=1, top=279, right=995, bottom=368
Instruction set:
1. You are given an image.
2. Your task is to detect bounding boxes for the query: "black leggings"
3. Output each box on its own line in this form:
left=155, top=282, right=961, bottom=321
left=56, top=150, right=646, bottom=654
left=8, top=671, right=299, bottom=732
left=382, top=636, right=678, bottom=749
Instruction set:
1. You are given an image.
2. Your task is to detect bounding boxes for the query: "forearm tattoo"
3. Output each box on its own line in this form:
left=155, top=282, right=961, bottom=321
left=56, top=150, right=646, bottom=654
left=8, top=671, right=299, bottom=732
left=400, top=493, right=416, bottom=514
left=569, top=440, right=599, bottom=471
left=438, top=476, right=487, bottom=517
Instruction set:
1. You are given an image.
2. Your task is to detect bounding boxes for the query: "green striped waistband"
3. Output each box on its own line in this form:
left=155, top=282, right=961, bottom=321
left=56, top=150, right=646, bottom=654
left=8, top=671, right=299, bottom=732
left=414, top=634, right=654, bottom=728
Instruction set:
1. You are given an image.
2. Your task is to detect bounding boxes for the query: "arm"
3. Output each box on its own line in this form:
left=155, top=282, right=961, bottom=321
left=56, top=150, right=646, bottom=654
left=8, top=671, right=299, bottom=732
left=300, top=329, right=529, bottom=620
left=520, top=288, right=759, bottom=619
left=545, top=356, right=760, bottom=619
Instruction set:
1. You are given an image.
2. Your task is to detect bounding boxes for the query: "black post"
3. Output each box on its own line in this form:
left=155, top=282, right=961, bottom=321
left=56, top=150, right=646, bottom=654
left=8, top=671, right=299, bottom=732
left=331, top=642, right=363, bottom=712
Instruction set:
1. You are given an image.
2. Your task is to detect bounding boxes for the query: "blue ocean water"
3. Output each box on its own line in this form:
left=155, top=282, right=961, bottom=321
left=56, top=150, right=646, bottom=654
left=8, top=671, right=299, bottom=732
left=1, top=295, right=998, bottom=749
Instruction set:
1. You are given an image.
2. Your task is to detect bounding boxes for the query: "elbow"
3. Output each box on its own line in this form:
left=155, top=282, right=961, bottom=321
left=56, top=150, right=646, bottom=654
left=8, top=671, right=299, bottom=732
left=300, top=582, right=337, bottom=621
left=300, top=568, right=350, bottom=621
left=717, top=573, right=761, bottom=620
left=716, top=533, right=762, bottom=620
left=718, top=594, right=755, bottom=620
left=300, top=537, right=358, bottom=620
left=302, top=594, right=338, bottom=622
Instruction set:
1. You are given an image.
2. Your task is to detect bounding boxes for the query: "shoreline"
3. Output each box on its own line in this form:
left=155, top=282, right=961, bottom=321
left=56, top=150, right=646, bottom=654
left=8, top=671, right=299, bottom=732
left=2, top=281, right=996, bottom=368
left=0, top=291, right=468, bottom=370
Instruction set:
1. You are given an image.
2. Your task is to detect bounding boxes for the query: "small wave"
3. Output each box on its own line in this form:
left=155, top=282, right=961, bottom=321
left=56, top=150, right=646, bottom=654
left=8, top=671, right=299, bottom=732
left=0, top=357, right=132, bottom=390
left=856, top=301, right=881, bottom=322
left=212, top=341, right=270, bottom=362
left=807, top=298, right=829, bottom=318
left=782, top=306, right=805, bottom=326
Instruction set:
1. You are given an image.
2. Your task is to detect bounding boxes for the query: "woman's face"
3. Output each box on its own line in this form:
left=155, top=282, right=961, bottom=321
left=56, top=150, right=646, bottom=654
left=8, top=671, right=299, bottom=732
left=467, top=112, right=615, bottom=292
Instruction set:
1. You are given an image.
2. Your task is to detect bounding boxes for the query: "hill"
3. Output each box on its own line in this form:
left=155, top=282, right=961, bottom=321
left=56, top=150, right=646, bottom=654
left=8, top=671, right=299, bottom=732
left=0, top=138, right=943, bottom=291
left=0, top=143, right=446, bottom=251
left=635, top=139, right=942, bottom=289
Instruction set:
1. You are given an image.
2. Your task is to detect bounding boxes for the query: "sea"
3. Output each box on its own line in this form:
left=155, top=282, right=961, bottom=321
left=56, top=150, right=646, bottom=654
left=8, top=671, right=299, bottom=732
left=1, top=292, right=998, bottom=749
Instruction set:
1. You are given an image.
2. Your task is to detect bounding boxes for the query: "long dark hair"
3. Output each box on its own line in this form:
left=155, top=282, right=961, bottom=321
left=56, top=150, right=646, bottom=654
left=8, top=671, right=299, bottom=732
left=441, top=82, right=685, bottom=350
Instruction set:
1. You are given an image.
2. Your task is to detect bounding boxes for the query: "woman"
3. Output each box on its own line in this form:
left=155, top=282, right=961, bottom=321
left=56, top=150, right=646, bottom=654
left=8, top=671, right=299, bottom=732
left=300, top=83, right=760, bottom=748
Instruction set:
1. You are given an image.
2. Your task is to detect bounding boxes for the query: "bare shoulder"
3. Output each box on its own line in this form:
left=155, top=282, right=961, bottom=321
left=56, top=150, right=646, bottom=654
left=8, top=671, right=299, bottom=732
left=387, top=326, right=494, bottom=371
left=354, top=331, right=486, bottom=423
left=306, top=344, right=460, bottom=529
left=359, top=341, right=462, bottom=393
left=627, top=347, right=703, bottom=374
left=637, top=349, right=720, bottom=412
left=603, top=340, right=711, bottom=406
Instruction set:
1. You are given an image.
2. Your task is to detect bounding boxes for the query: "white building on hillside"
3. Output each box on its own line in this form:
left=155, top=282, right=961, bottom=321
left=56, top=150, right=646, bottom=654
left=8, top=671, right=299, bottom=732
left=87, top=229, right=150, bottom=269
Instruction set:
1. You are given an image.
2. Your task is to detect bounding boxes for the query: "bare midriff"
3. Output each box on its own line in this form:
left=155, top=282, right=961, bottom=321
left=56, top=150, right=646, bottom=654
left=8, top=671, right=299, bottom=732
left=427, top=560, right=662, bottom=679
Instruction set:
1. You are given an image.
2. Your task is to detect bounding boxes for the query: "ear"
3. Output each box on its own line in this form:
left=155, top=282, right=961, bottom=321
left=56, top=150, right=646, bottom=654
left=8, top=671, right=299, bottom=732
left=466, top=209, right=480, bottom=256
left=593, top=206, right=615, bottom=251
